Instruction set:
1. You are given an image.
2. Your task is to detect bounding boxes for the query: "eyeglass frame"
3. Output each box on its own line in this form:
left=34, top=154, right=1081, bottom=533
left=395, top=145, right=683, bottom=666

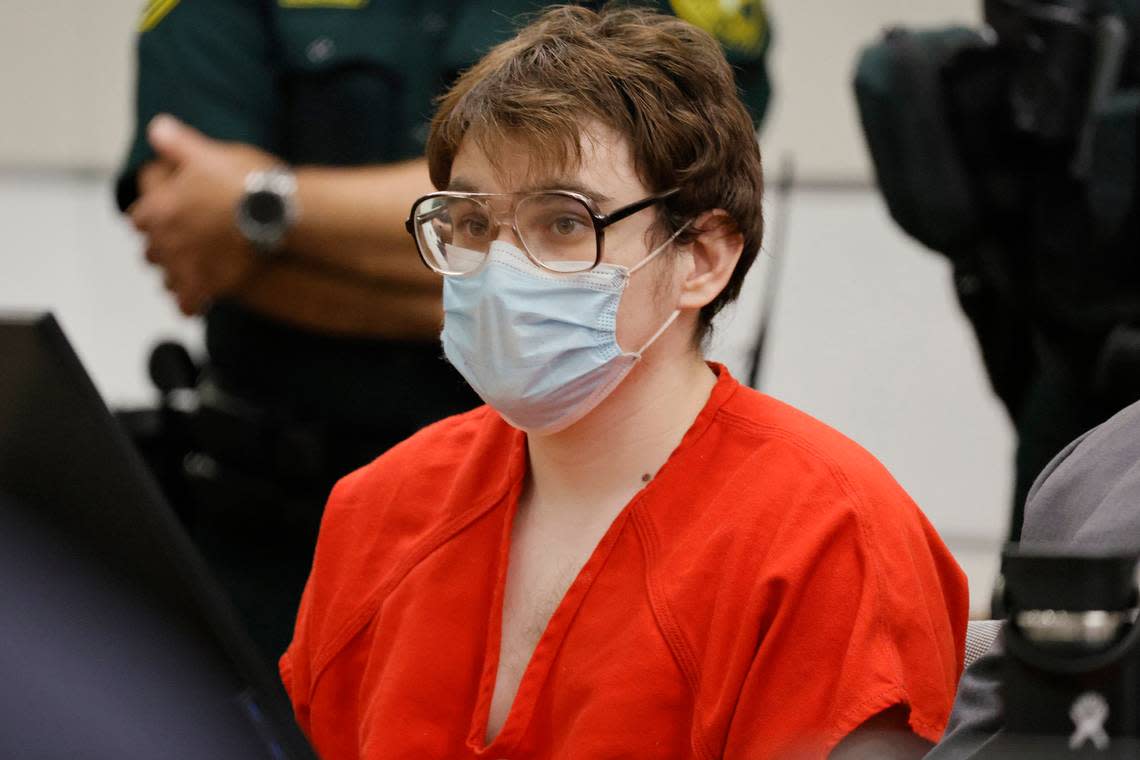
left=404, top=187, right=681, bottom=275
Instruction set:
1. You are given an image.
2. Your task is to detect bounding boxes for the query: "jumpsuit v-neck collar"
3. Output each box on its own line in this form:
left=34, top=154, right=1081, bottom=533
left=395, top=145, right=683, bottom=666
left=466, top=372, right=728, bottom=755
left=467, top=479, right=633, bottom=754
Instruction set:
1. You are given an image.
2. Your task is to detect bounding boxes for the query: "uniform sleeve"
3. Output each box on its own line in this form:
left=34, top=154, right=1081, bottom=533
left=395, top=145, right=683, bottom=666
left=721, top=484, right=968, bottom=759
left=116, top=0, right=281, bottom=211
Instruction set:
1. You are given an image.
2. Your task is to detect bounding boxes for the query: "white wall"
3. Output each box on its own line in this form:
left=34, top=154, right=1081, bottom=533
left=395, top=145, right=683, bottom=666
left=0, top=1, right=1011, bottom=613
left=0, top=1, right=139, bottom=171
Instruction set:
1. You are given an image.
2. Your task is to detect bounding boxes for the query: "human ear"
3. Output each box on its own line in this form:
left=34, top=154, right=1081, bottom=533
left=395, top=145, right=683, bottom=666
left=676, top=210, right=744, bottom=311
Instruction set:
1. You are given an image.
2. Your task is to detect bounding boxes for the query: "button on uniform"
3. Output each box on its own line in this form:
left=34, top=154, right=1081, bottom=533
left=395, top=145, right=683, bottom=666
left=306, top=36, right=335, bottom=63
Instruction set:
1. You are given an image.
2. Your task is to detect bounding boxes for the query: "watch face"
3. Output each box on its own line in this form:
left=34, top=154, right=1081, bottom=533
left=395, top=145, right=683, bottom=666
left=246, top=190, right=286, bottom=225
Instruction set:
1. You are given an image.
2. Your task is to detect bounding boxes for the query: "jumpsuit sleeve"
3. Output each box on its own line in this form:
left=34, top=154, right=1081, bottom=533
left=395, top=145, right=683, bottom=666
left=720, top=489, right=968, bottom=759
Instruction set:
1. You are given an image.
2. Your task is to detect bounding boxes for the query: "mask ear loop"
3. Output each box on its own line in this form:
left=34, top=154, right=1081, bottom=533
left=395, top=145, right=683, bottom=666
left=628, top=219, right=694, bottom=275
left=627, top=218, right=694, bottom=355
left=632, top=310, right=681, bottom=355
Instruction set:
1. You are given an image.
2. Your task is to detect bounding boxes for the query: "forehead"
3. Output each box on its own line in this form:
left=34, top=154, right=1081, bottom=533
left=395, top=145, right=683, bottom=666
left=448, top=121, right=646, bottom=206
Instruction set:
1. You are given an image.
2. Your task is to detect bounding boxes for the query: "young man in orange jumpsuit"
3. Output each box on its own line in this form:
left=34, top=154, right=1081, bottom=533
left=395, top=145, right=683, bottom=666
left=281, top=6, right=969, bottom=758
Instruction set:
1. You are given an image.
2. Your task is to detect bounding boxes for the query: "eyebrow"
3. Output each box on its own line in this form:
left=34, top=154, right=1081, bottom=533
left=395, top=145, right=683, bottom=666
left=445, top=178, right=480, bottom=193
left=446, top=177, right=613, bottom=206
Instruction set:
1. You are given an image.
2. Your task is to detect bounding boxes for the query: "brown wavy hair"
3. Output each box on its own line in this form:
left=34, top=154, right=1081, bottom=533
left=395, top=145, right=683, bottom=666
left=426, top=4, right=764, bottom=341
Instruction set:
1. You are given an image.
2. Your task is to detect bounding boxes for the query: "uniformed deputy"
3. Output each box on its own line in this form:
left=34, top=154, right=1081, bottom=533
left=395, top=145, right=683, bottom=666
left=118, top=0, right=771, bottom=662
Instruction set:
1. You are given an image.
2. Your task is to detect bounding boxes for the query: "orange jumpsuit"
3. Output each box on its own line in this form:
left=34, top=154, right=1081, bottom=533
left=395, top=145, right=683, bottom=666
left=281, top=365, right=968, bottom=759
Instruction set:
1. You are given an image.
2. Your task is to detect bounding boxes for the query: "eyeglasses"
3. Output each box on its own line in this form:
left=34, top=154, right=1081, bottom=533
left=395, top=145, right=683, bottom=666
left=405, top=188, right=680, bottom=276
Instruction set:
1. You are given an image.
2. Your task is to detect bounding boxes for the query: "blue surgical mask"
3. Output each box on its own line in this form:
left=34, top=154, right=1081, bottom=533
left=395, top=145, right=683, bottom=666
left=441, top=234, right=684, bottom=435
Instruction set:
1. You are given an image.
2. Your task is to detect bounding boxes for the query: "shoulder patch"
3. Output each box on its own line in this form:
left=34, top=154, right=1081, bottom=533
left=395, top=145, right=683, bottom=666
left=138, top=0, right=179, bottom=33
left=278, top=0, right=368, bottom=8
left=669, top=0, right=767, bottom=53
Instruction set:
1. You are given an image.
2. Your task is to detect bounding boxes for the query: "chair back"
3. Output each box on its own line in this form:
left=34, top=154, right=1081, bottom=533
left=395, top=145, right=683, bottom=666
left=965, top=619, right=1002, bottom=669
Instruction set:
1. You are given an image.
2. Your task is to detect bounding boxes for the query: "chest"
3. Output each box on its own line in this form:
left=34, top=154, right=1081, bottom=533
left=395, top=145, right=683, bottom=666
left=486, top=500, right=618, bottom=739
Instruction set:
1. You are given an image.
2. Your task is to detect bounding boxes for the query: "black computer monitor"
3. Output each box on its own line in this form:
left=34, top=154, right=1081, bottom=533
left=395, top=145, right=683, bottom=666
left=0, top=312, right=316, bottom=759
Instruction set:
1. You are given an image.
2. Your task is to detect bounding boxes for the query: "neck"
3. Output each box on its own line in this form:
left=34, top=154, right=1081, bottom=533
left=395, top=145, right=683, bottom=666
left=524, top=349, right=716, bottom=515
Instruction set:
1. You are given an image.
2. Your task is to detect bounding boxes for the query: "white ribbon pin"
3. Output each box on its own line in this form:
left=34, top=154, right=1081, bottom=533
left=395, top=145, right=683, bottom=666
left=1069, top=691, right=1111, bottom=751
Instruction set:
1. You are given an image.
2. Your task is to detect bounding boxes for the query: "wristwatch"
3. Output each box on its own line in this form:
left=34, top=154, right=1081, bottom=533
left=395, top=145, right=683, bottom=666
left=235, top=166, right=299, bottom=254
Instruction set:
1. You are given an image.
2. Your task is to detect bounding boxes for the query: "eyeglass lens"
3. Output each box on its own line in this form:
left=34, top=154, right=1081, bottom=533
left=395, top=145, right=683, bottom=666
left=412, top=194, right=598, bottom=275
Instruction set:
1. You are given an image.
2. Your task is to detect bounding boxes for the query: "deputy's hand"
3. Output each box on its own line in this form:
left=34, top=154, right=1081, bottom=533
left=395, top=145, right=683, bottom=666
left=129, top=114, right=278, bottom=315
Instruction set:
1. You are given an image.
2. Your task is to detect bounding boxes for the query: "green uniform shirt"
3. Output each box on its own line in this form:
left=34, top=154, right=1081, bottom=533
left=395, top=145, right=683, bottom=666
left=118, top=0, right=771, bottom=426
